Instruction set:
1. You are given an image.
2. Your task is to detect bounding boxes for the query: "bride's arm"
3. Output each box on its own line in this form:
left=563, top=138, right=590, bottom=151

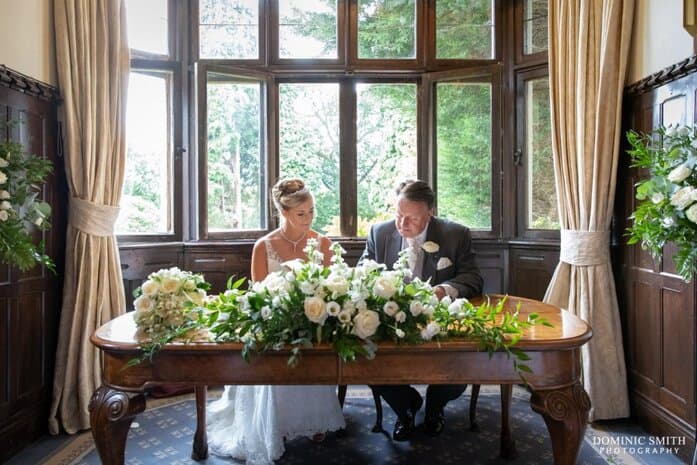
left=250, top=239, right=268, bottom=282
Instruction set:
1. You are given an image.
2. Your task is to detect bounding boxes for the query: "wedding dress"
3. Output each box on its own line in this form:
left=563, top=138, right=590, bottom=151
left=207, top=238, right=346, bottom=465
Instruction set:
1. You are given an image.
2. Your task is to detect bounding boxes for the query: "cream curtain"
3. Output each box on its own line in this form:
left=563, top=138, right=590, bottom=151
left=49, top=0, right=129, bottom=434
left=544, top=0, right=634, bottom=421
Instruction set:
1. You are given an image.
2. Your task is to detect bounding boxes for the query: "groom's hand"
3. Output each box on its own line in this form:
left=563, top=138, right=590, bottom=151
left=434, top=285, right=446, bottom=300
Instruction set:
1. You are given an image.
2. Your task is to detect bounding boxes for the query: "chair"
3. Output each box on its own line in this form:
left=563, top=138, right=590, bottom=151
left=338, top=383, right=517, bottom=459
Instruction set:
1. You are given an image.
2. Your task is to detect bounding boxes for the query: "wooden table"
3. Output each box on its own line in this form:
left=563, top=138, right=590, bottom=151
left=90, top=295, right=592, bottom=465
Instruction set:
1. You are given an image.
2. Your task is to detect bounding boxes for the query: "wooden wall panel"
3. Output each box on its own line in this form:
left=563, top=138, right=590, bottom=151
left=476, top=245, right=507, bottom=295
left=508, top=246, right=559, bottom=300
left=618, top=62, right=697, bottom=462
left=0, top=67, right=64, bottom=464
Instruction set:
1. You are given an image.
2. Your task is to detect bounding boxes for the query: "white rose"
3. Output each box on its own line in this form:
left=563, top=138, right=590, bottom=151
left=0, top=171, right=6, bottom=184
left=0, top=190, right=9, bottom=199
left=141, top=280, right=160, bottom=296
left=261, top=306, right=272, bottom=320
left=304, top=296, right=328, bottom=325
left=0, top=158, right=7, bottom=168
left=325, top=301, right=341, bottom=316
left=352, top=310, right=380, bottom=339
left=422, top=305, right=435, bottom=317
left=409, top=300, right=423, bottom=316
left=134, top=295, right=154, bottom=313
left=338, top=310, right=352, bottom=325
left=422, top=241, right=440, bottom=254
left=160, top=277, right=181, bottom=293
left=0, top=200, right=10, bottom=210
left=420, top=321, right=441, bottom=340
left=34, top=217, right=43, bottom=227
left=667, top=164, right=692, bottom=183
left=670, top=186, right=695, bottom=210
left=662, top=216, right=675, bottom=228
left=395, top=328, right=405, bottom=338
left=373, top=276, right=396, bottom=299
left=383, top=301, right=399, bottom=317
left=678, top=126, right=691, bottom=137
left=395, top=311, right=406, bottom=323
left=325, top=273, right=349, bottom=296
left=0, top=210, right=9, bottom=221
left=686, top=203, right=697, bottom=224
left=651, top=192, right=665, bottom=204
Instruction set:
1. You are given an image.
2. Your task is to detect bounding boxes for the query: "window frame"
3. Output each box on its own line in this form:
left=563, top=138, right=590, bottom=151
left=195, top=63, right=274, bottom=240
left=425, top=64, right=503, bottom=240
left=119, top=0, right=184, bottom=243
left=348, top=0, right=426, bottom=69
left=425, top=0, right=503, bottom=69
left=514, top=65, right=558, bottom=240
left=513, top=0, right=548, bottom=66
left=269, top=0, right=348, bottom=68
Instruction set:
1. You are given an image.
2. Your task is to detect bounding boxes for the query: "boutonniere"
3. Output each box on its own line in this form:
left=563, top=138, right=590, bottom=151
left=421, top=241, right=439, bottom=254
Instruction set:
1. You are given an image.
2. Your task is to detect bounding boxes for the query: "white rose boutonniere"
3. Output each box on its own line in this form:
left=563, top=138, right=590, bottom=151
left=422, top=241, right=439, bottom=254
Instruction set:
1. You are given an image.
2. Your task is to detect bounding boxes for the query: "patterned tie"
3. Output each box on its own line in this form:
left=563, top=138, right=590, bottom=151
left=406, top=238, right=421, bottom=279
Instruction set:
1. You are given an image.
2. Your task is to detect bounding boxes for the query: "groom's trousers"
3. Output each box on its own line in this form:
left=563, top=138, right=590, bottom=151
left=370, top=384, right=466, bottom=419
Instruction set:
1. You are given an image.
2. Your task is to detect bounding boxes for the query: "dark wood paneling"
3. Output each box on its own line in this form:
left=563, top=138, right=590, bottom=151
left=476, top=244, right=507, bottom=295
left=508, top=245, right=559, bottom=300
left=0, top=68, right=64, bottom=464
left=618, top=68, right=697, bottom=462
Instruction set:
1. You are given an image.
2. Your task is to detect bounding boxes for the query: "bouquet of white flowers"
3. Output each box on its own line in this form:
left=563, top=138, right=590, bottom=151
left=627, top=124, right=697, bottom=281
left=133, top=267, right=211, bottom=345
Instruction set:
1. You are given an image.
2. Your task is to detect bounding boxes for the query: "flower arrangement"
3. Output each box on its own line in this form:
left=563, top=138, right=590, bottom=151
left=626, top=125, right=697, bottom=281
left=202, top=239, right=549, bottom=371
left=130, top=267, right=211, bottom=363
left=132, top=240, right=550, bottom=374
left=0, top=136, right=54, bottom=271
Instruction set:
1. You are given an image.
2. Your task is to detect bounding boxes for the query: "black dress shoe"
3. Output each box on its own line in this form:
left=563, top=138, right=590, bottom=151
left=392, top=396, right=423, bottom=442
left=422, top=412, right=445, bottom=437
left=392, top=412, right=415, bottom=441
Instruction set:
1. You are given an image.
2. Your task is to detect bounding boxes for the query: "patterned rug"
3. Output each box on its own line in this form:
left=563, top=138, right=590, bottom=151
left=39, top=387, right=623, bottom=465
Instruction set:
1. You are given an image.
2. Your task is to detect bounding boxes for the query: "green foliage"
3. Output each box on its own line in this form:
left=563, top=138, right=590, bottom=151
left=626, top=125, right=697, bottom=281
left=0, top=135, right=54, bottom=272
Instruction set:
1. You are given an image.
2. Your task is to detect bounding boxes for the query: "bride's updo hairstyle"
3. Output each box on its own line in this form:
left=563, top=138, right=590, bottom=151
left=271, top=178, right=313, bottom=213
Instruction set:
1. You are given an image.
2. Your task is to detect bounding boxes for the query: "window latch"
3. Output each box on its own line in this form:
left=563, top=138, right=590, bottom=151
left=513, top=149, right=522, bottom=166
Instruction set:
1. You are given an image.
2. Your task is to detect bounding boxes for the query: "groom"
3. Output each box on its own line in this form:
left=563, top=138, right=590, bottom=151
left=358, top=179, right=483, bottom=441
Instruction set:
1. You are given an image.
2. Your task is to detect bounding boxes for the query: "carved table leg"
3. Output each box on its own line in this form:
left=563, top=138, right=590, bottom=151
left=192, top=385, right=208, bottom=460
left=530, top=383, right=591, bottom=465
left=89, top=385, right=146, bottom=465
left=499, top=384, right=517, bottom=460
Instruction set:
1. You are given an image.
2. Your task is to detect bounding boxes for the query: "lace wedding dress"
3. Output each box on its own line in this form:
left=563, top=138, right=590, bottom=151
left=207, top=238, right=346, bottom=465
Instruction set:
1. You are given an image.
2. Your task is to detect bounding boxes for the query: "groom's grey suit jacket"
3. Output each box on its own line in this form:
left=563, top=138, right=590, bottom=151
left=359, top=217, right=483, bottom=299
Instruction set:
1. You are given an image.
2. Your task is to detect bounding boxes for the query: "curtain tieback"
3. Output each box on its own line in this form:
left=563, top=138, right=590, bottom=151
left=559, top=229, right=610, bottom=266
left=69, top=196, right=120, bottom=237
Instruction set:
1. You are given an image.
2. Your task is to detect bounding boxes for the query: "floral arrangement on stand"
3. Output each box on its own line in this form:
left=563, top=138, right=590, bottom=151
left=0, top=136, right=54, bottom=271
left=626, top=124, right=697, bottom=281
left=134, top=239, right=550, bottom=376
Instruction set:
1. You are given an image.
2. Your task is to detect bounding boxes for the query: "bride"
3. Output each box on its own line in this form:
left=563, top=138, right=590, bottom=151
left=206, top=178, right=346, bottom=465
